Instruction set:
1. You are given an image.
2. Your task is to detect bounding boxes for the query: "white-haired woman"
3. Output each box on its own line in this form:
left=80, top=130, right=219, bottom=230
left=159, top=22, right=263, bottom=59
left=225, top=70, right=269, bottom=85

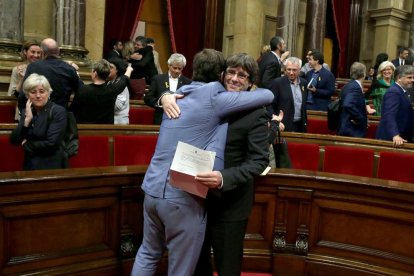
left=369, top=61, right=396, bottom=116
left=10, top=73, right=68, bottom=170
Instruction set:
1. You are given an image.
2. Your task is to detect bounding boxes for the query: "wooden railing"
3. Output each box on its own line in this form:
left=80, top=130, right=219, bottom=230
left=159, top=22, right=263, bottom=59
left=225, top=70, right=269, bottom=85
left=1, top=167, right=413, bottom=275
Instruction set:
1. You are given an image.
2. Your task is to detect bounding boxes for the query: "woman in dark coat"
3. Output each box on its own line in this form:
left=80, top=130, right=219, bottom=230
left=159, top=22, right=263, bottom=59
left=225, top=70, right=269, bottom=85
left=10, top=73, right=68, bottom=170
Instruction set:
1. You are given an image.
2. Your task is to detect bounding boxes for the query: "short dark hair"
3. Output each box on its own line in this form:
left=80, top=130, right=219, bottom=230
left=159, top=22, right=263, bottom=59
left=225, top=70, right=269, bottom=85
left=135, top=36, right=147, bottom=47
left=398, top=47, right=409, bottom=54
left=269, top=36, right=284, bottom=51
left=310, top=50, right=324, bottom=65
left=108, top=57, right=128, bottom=76
left=109, top=39, right=122, bottom=48
left=192, top=49, right=225, bottom=83
left=226, top=53, right=259, bottom=84
left=374, top=52, right=389, bottom=67
left=146, top=37, right=155, bottom=44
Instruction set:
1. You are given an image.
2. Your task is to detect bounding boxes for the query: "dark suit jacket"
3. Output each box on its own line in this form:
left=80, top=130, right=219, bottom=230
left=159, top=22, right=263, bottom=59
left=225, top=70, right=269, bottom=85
left=305, top=67, right=336, bottom=111
left=129, top=46, right=158, bottom=84
left=258, top=51, right=282, bottom=89
left=206, top=107, right=270, bottom=222
left=376, top=83, right=414, bottom=142
left=268, top=76, right=308, bottom=132
left=144, top=73, right=192, bottom=124
left=106, top=49, right=122, bottom=60
left=391, top=58, right=402, bottom=67
left=338, top=80, right=367, bottom=138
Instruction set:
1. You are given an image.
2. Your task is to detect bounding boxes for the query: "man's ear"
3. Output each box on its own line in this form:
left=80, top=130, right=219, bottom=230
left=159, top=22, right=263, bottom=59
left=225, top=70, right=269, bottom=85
left=220, top=71, right=225, bottom=83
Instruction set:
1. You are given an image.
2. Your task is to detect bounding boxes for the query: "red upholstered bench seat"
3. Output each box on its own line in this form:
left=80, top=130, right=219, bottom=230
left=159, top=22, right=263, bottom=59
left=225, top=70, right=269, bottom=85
left=307, top=118, right=334, bottom=135
left=377, top=151, right=414, bottom=183
left=287, top=142, right=320, bottom=171
left=0, top=136, right=24, bottom=172
left=0, top=104, right=16, bottom=123
left=129, top=107, right=155, bottom=125
left=323, top=145, right=374, bottom=177
left=113, top=135, right=158, bottom=166
left=70, top=136, right=110, bottom=168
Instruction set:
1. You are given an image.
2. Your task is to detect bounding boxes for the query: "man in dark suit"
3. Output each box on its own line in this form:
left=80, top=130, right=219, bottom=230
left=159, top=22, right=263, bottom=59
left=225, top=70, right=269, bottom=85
left=391, top=47, right=410, bottom=67
left=376, top=65, right=414, bottom=147
left=129, top=36, right=158, bottom=85
left=106, top=39, right=123, bottom=60
left=193, top=53, right=270, bottom=276
left=258, top=36, right=289, bottom=88
left=269, top=56, right=308, bottom=133
left=305, top=50, right=336, bottom=111
left=144, top=53, right=192, bottom=124
left=338, top=62, right=369, bottom=138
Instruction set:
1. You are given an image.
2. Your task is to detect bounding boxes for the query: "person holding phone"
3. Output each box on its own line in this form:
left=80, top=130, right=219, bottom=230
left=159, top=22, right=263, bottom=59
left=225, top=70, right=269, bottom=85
left=10, top=73, right=68, bottom=170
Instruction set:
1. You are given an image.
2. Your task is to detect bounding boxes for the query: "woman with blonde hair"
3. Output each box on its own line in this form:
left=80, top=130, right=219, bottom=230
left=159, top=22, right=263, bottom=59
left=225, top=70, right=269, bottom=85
left=369, top=61, right=395, bottom=116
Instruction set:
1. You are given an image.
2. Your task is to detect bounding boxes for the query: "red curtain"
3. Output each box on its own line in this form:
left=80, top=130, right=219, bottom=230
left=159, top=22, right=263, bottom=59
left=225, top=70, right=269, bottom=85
left=331, top=0, right=350, bottom=77
left=103, top=0, right=144, bottom=57
left=166, top=0, right=207, bottom=77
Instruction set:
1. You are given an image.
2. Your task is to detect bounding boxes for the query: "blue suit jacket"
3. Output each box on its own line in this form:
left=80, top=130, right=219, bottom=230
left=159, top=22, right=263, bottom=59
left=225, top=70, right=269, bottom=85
left=142, top=81, right=274, bottom=199
left=338, top=80, right=367, bottom=137
left=306, top=67, right=336, bottom=111
left=376, top=83, right=414, bottom=141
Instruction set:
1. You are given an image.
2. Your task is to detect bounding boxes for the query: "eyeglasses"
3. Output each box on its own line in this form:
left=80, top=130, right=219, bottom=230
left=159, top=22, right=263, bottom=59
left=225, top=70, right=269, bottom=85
left=226, top=69, right=249, bottom=80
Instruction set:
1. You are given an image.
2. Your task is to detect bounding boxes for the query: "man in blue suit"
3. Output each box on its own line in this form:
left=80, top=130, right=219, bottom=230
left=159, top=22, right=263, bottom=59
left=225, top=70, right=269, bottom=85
left=376, top=65, right=414, bottom=147
left=131, top=49, right=274, bottom=276
left=338, top=62, right=369, bottom=138
left=306, top=50, right=336, bottom=111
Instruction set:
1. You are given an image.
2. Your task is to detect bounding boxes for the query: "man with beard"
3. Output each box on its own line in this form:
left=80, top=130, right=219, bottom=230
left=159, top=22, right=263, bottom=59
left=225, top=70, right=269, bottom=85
left=376, top=65, right=414, bottom=147
left=258, top=36, right=289, bottom=88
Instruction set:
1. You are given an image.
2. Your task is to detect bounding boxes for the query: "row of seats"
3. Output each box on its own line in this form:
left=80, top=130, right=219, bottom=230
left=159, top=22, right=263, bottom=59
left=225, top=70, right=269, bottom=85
left=3, top=133, right=413, bottom=184
left=0, top=135, right=158, bottom=172
left=306, top=117, right=378, bottom=138
left=288, top=142, right=414, bottom=183
left=0, top=104, right=155, bottom=125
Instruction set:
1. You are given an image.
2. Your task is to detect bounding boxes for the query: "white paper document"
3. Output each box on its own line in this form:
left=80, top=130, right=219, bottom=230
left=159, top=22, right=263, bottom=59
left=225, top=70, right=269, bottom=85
left=170, top=141, right=216, bottom=198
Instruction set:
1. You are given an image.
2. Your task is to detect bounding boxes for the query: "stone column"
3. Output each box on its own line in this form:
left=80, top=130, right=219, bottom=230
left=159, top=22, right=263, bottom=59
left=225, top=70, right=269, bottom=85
left=54, top=0, right=89, bottom=66
left=0, top=0, right=24, bottom=63
left=276, top=0, right=300, bottom=56
left=303, top=0, right=327, bottom=55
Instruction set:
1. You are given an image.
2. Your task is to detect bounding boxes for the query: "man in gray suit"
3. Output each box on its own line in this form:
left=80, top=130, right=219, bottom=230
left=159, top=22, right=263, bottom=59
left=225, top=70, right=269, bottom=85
left=131, top=49, right=273, bottom=276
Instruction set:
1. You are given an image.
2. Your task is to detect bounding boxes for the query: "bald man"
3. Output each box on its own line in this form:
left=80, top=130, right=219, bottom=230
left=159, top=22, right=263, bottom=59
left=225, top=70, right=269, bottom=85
left=18, top=38, right=83, bottom=111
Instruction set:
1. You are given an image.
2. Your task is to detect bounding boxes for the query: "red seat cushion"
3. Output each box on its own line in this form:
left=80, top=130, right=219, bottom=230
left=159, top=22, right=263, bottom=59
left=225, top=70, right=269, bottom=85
left=287, top=142, right=320, bottom=171
left=0, top=136, right=24, bottom=171
left=69, top=136, right=110, bottom=168
left=129, top=107, right=155, bottom=125
left=365, top=123, right=378, bottom=139
left=0, top=104, right=16, bottom=123
left=323, top=145, right=374, bottom=177
left=377, top=151, right=414, bottom=183
left=307, top=118, right=332, bottom=135
left=113, top=135, right=158, bottom=166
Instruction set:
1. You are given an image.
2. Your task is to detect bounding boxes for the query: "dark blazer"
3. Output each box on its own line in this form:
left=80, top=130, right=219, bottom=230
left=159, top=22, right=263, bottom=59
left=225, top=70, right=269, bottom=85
left=129, top=46, right=158, bottom=84
left=391, top=58, right=402, bottom=68
left=305, top=67, right=336, bottom=111
left=10, top=101, right=68, bottom=170
left=376, top=83, right=414, bottom=142
left=268, top=76, right=308, bottom=132
left=338, top=80, right=367, bottom=138
left=258, top=51, right=282, bottom=89
left=206, top=107, right=270, bottom=222
left=106, top=49, right=122, bottom=60
left=144, top=73, right=192, bottom=124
